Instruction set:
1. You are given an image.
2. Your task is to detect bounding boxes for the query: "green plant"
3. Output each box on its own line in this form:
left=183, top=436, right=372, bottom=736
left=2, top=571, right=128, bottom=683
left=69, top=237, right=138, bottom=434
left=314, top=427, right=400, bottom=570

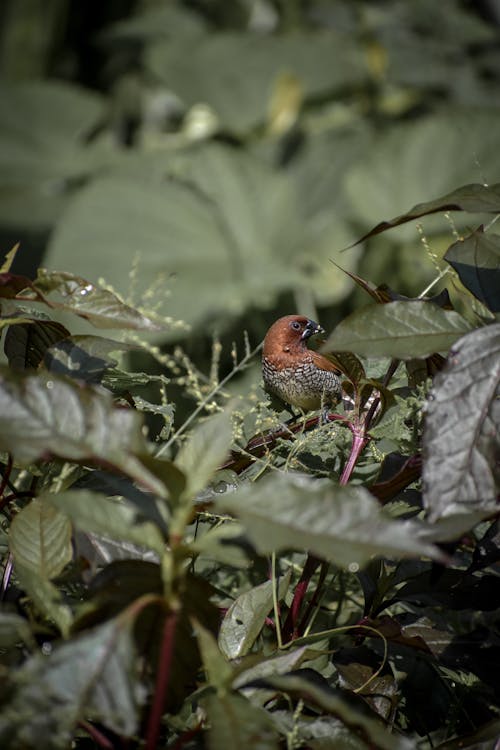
left=0, top=181, right=498, bottom=749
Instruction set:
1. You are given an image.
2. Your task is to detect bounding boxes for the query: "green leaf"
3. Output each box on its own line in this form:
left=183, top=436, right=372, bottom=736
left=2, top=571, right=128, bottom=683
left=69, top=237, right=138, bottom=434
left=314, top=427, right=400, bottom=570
left=0, top=612, right=36, bottom=649
left=0, top=368, right=166, bottom=496
left=0, top=80, right=106, bottom=229
left=44, top=145, right=303, bottom=333
left=10, top=499, right=72, bottom=579
left=203, top=692, right=279, bottom=750
left=0, top=613, right=143, bottom=747
left=194, top=619, right=233, bottom=690
left=31, top=269, right=162, bottom=331
left=422, top=324, right=500, bottom=520
left=175, top=410, right=234, bottom=499
left=445, top=227, right=500, bottom=312
left=247, top=672, right=412, bottom=750
left=323, top=301, right=472, bottom=359
left=14, top=564, right=73, bottom=636
left=44, top=334, right=138, bottom=383
left=145, top=31, right=365, bottom=134
left=350, top=183, right=500, bottom=247
left=47, top=490, right=166, bottom=555
left=216, top=474, right=443, bottom=568
left=219, top=569, right=292, bottom=659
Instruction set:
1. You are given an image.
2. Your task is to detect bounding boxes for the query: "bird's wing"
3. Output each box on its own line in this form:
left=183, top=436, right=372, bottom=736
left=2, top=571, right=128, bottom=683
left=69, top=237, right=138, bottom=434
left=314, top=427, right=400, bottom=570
left=309, top=350, right=343, bottom=374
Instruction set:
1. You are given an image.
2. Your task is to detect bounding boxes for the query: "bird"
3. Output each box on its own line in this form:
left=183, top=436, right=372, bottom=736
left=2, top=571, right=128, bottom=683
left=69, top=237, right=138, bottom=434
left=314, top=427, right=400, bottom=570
left=262, top=315, right=342, bottom=417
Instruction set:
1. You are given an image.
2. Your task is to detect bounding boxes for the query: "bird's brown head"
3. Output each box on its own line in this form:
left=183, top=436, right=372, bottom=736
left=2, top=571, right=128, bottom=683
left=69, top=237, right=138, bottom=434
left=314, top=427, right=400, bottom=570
left=263, top=315, right=324, bottom=358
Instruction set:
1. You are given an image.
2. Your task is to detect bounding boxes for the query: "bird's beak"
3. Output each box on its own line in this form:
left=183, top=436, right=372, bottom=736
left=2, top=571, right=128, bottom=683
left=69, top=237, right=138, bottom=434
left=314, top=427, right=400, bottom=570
left=301, top=319, right=324, bottom=340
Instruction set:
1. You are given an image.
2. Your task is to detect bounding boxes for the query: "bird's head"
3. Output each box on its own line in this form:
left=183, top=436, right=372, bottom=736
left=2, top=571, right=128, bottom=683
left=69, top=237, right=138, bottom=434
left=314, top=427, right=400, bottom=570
left=263, top=315, right=324, bottom=357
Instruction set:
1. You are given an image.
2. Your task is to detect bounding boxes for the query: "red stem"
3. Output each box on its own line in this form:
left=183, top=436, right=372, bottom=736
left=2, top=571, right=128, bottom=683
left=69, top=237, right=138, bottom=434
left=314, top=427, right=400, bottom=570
left=79, top=720, right=114, bottom=749
left=145, top=610, right=179, bottom=750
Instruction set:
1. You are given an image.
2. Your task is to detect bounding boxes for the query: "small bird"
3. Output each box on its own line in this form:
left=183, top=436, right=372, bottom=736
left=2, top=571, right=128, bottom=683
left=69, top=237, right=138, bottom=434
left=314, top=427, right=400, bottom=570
left=262, top=315, right=342, bottom=416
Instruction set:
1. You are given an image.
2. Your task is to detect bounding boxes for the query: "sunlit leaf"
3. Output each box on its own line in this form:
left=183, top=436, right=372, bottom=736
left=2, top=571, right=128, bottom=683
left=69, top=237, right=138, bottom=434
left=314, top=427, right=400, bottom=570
left=422, top=324, right=500, bottom=520
left=216, top=474, right=443, bottom=568
left=219, top=569, right=292, bottom=659
left=0, top=368, right=166, bottom=496
left=445, top=227, right=500, bottom=312
left=323, top=301, right=472, bottom=359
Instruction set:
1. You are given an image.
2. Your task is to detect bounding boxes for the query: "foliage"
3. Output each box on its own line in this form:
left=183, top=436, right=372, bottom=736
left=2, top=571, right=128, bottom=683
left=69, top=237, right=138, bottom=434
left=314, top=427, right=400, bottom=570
left=0, top=1, right=499, bottom=748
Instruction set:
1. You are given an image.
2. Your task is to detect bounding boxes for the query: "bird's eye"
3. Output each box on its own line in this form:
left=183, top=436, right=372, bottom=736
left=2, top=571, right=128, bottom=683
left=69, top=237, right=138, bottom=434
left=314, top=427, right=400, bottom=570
left=291, top=321, right=301, bottom=331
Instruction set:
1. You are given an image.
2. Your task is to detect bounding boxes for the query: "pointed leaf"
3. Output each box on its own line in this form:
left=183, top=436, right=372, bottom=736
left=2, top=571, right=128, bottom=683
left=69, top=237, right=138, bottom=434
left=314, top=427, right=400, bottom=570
left=422, top=324, right=500, bottom=520
left=349, top=182, right=500, bottom=247
left=14, top=564, right=73, bottom=636
left=47, top=490, right=166, bottom=555
left=31, top=269, right=162, bottom=331
left=216, top=474, right=443, bottom=568
left=10, top=499, right=72, bottom=579
left=44, top=334, right=138, bottom=383
left=0, top=368, right=166, bottom=496
left=323, top=301, right=472, bottom=360
left=219, top=569, right=292, bottom=659
left=175, top=410, right=234, bottom=499
left=0, top=613, right=143, bottom=747
left=445, top=227, right=500, bottom=312
left=194, top=619, right=233, bottom=690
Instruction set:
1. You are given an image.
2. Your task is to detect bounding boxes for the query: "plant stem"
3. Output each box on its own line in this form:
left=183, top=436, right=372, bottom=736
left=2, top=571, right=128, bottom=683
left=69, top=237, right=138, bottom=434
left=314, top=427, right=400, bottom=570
left=145, top=610, right=179, bottom=750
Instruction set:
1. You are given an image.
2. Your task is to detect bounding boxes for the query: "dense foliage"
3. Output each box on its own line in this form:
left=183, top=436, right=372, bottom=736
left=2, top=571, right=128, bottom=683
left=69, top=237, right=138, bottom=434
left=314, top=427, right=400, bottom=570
left=0, top=1, right=499, bottom=748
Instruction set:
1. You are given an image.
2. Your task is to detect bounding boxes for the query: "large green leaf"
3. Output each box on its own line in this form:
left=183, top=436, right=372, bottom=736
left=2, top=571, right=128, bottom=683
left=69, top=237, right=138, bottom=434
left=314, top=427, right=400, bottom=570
left=422, top=324, right=500, bottom=520
left=345, top=112, right=500, bottom=241
left=10, top=499, right=72, bottom=579
left=322, top=301, right=472, bottom=359
left=0, top=368, right=166, bottom=496
left=445, top=227, right=500, bottom=312
left=0, top=613, right=143, bottom=748
left=216, top=474, right=443, bottom=568
left=0, top=81, right=107, bottom=228
left=204, top=692, right=279, bottom=750
left=45, top=145, right=302, bottom=333
left=145, top=31, right=366, bottom=134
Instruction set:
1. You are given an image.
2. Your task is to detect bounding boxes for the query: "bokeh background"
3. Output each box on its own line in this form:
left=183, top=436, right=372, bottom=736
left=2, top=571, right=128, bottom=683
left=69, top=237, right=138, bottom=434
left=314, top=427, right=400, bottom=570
left=1, top=0, right=500, bottom=350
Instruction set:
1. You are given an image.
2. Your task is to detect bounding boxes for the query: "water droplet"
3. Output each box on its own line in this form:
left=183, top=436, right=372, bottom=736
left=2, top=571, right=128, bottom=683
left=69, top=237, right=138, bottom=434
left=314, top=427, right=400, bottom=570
left=41, top=642, right=52, bottom=655
left=348, top=562, right=359, bottom=573
left=79, top=284, right=94, bottom=296
left=46, top=380, right=54, bottom=390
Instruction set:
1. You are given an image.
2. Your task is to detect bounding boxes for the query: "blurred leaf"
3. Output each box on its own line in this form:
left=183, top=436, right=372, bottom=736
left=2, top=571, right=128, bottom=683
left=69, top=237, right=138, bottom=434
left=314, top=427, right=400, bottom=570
left=0, top=612, right=36, bottom=649
left=219, top=569, right=292, bottom=659
left=146, top=31, right=366, bottom=134
left=422, top=324, right=500, bottom=520
left=195, top=619, right=233, bottom=690
left=216, top=474, right=443, bottom=568
left=323, top=301, right=472, bottom=359
left=346, top=113, right=500, bottom=241
left=10, top=499, right=72, bottom=579
left=175, top=410, right=234, bottom=500
left=0, top=368, right=166, bottom=496
left=445, top=227, right=500, bottom=312
left=48, top=490, right=166, bottom=555
left=45, top=145, right=303, bottom=332
left=0, top=612, right=143, bottom=747
left=31, top=269, right=162, bottom=331
left=0, top=81, right=107, bottom=229
left=14, top=564, right=73, bottom=636
left=245, top=671, right=413, bottom=750
left=203, top=691, right=279, bottom=750
left=101, top=3, right=205, bottom=42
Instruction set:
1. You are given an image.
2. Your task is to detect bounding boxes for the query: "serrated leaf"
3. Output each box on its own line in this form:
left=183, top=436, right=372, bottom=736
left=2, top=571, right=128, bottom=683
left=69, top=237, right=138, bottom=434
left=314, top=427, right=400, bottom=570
left=10, top=499, right=72, bottom=579
left=219, top=569, right=292, bottom=659
left=0, top=613, right=142, bottom=747
left=175, top=410, right=234, bottom=499
left=204, top=692, right=279, bottom=750
left=323, top=301, right=472, bottom=359
left=47, top=490, right=166, bottom=555
left=0, top=243, right=20, bottom=273
left=0, top=368, right=166, bottom=496
left=216, top=474, right=443, bottom=568
left=31, top=269, right=162, bottom=331
left=44, top=334, right=138, bottom=383
left=445, top=227, right=500, bottom=312
left=349, top=183, right=500, bottom=247
left=422, top=324, right=500, bottom=520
